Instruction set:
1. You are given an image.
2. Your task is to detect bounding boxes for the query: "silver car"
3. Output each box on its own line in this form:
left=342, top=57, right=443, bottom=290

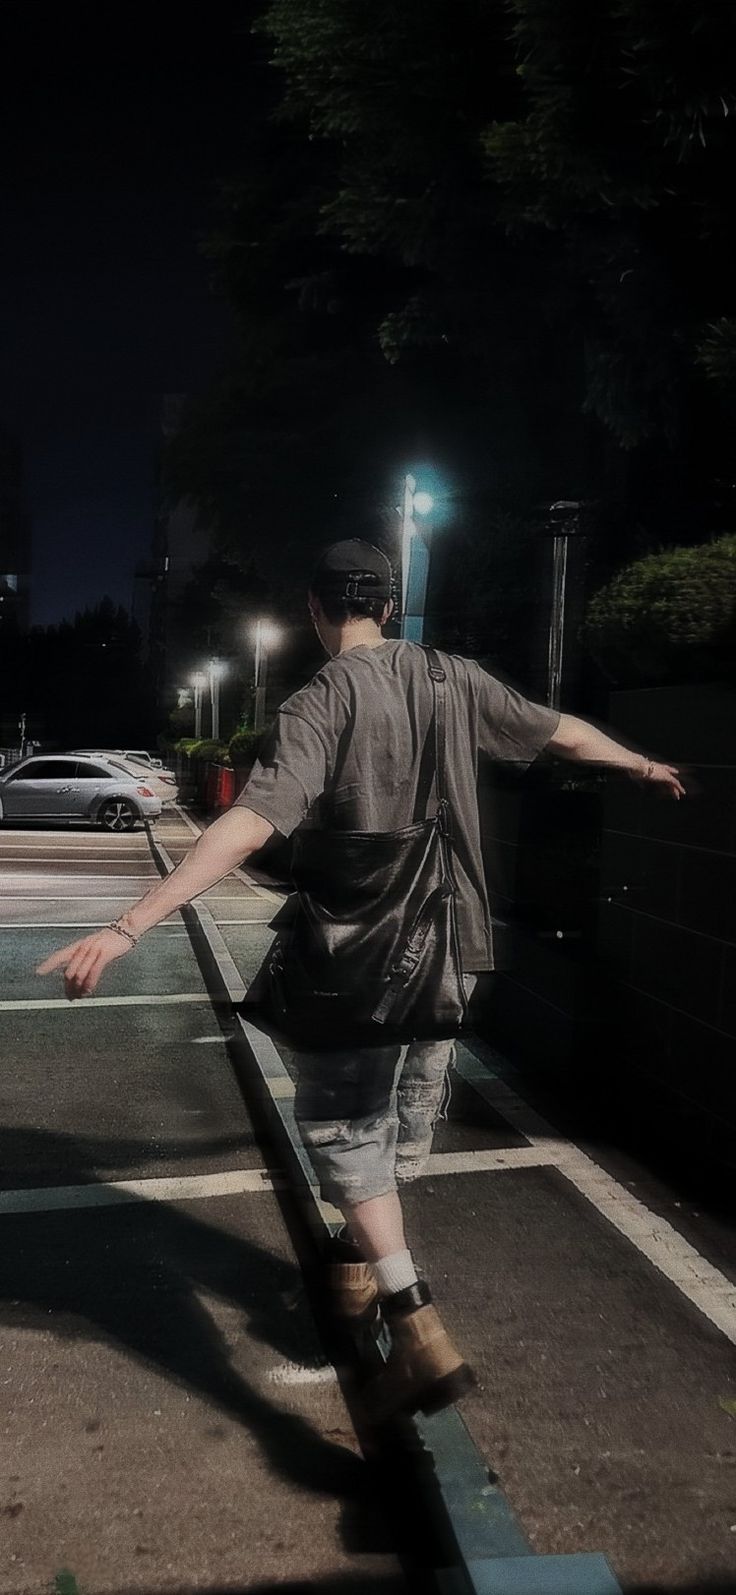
left=0, top=754, right=163, bottom=831
left=70, top=750, right=179, bottom=805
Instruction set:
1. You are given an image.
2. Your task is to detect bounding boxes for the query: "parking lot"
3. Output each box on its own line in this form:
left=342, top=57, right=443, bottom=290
left=1, top=812, right=403, bottom=1594
left=2, top=805, right=736, bottom=1594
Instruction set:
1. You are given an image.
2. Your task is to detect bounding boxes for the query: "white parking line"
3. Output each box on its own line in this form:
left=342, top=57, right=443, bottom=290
left=267, top=1362, right=337, bottom=1386
left=170, top=805, right=201, bottom=837
left=1, top=895, right=257, bottom=902
left=456, top=1041, right=736, bottom=1346
left=0, top=993, right=212, bottom=1011
left=0, top=918, right=269, bottom=927
left=0, top=1167, right=284, bottom=1214
left=0, top=924, right=193, bottom=932
left=0, top=873, right=161, bottom=879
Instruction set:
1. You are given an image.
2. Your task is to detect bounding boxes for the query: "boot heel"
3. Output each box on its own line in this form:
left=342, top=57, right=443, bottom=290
left=419, top=1361, right=477, bottom=1416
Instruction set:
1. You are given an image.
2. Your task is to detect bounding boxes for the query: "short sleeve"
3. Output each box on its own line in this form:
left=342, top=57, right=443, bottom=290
left=471, top=662, right=561, bottom=769
left=234, top=710, right=329, bottom=837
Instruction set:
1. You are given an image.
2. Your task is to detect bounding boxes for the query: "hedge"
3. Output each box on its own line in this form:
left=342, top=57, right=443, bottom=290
left=584, top=533, right=736, bottom=683
left=229, top=728, right=263, bottom=765
left=186, top=738, right=232, bottom=765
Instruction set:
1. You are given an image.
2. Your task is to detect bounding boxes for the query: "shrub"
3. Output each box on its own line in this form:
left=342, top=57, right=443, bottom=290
left=229, top=728, right=263, bottom=766
left=584, top=533, right=736, bottom=683
left=187, top=738, right=232, bottom=765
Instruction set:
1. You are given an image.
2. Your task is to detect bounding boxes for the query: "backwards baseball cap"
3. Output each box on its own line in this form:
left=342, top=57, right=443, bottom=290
left=310, top=539, right=394, bottom=602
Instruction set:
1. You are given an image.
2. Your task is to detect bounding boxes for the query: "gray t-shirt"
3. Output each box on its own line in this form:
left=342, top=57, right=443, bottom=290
left=235, top=639, right=560, bottom=970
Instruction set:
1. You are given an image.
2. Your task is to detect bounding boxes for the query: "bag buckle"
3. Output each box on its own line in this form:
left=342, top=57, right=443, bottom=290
left=437, top=799, right=452, bottom=838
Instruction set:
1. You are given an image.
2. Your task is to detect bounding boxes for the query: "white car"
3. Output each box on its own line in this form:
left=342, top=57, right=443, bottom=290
left=0, top=754, right=163, bottom=831
left=71, top=750, right=179, bottom=805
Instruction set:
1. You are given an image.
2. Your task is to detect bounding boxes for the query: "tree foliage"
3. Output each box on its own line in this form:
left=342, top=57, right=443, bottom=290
left=584, top=532, right=736, bottom=682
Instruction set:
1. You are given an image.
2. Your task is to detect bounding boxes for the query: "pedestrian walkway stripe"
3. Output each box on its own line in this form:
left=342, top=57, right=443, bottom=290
left=0, top=993, right=211, bottom=1011
left=457, top=1042, right=736, bottom=1346
left=0, top=1167, right=285, bottom=1213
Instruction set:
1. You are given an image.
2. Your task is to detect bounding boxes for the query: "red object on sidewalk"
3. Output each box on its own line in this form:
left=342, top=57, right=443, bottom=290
left=216, top=765, right=235, bottom=810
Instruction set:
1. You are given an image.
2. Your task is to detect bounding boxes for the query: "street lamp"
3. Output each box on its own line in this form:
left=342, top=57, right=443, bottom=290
left=399, top=475, right=434, bottom=643
left=252, top=619, right=280, bottom=733
left=190, top=671, right=207, bottom=739
left=207, top=658, right=226, bottom=741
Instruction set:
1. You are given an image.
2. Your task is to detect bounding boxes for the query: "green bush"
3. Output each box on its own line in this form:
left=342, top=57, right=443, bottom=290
left=584, top=533, right=736, bottom=683
left=173, top=737, right=201, bottom=754
left=229, top=728, right=263, bottom=766
left=187, top=738, right=232, bottom=765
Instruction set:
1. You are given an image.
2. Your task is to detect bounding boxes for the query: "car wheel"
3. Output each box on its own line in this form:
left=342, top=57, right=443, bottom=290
left=98, top=798, right=138, bottom=833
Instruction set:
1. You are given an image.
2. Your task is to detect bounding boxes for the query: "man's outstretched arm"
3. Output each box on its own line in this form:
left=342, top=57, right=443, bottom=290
left=547, top=713, right=685, bottom=798
left=35, top=806, right=274, bottom=999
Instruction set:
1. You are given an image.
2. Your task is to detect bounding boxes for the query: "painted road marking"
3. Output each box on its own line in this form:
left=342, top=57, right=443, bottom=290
left=0, top=918, right=271, bottom=928
left=457, top=1041, right=736, bottom=1346
left=0, top=923, right=193, bottom=931
left=267, top=1361, right=337, bottom=1386
left=0, top=1152, right=555, bottom=1219
left=0, top=894, right=260, bottom=902
left=0, top=1167, right=285, bottom=1214
left=0, top=993, right=212, bottom=1011
left=171, top=804, right=201, bottom=838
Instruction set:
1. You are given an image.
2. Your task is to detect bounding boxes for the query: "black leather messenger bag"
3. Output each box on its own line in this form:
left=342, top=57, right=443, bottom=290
left=264, top=645, right=469, bottom=1049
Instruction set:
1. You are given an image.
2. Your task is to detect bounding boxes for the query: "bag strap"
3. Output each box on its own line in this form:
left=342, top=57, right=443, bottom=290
left=423, top=646, right=447, bottom=804
left=412, top=645, right=448, bottom=822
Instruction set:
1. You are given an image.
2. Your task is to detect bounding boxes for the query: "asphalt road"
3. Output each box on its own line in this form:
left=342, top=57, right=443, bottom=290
left=1, top=811, right=405, bottom=1595
left=3, top=803, right=736, bottom=1594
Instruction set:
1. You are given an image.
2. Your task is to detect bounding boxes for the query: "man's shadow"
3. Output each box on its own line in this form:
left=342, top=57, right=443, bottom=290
left=0, top=1125, right=375, bottom=1529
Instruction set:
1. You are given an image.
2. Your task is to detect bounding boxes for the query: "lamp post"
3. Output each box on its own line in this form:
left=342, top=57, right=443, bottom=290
left=543, top=500, right=586, bottom=710
left=252, top=620, right=280, bottom=732
left=190, top=672, right=206, bottom=739
left=207, top=658, right=226, bottom=740
left=399, top=475, right=434, bottom=643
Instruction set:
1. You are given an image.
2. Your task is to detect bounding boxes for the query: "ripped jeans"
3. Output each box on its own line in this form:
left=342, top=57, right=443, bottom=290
left=293, top=975, right=477, bottom=1208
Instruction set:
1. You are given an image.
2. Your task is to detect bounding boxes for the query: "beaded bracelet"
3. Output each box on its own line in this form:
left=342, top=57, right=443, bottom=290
left=108, top=920, right=139, bottom=948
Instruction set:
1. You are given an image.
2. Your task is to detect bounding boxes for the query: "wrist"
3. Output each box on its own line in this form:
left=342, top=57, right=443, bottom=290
left=108, top=919, right=139, bottom=948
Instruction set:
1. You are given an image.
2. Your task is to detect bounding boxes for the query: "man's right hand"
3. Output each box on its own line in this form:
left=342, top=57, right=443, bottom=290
left=634, top=760, right=686, bottom=800
left=35, top=927, right=134, bottom=1001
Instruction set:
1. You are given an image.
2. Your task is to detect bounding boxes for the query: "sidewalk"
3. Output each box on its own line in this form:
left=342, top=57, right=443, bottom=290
left=167, top=805, right=736, bottom=1594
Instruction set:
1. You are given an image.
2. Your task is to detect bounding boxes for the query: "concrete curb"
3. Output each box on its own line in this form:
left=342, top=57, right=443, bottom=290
left=146, top=818, right=623, bottom=1595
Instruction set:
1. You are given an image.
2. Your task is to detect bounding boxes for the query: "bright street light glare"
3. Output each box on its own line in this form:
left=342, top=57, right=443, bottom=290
left=253, top=620, right=281, bottom=647
left=413, top=491, right=434, bottom=517
left=191, top=672, right=207, bottom=688
left=208, top=657, right=227, bottom=678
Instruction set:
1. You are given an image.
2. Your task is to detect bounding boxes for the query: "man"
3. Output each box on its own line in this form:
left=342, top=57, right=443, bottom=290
left=37, top=539, right=684, bottom=1423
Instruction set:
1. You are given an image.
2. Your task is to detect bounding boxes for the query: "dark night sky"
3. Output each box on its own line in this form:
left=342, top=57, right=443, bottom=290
left=1, top=1, right=255, bottom=626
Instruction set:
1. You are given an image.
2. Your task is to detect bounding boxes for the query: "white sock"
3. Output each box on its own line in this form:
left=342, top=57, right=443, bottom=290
left=372, top=1248, right=418, bottom=1297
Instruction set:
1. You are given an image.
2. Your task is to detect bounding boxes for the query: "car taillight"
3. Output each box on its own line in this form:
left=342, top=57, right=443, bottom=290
left=136, top=785, right=155, bottom=797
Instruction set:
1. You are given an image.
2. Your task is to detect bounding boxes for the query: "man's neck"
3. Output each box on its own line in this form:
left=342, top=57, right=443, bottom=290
left=335, top=622, right=387, bottom=655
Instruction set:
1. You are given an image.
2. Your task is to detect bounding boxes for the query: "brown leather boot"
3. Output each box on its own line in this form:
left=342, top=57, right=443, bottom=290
left=325, top=1231, right=379, bottom=1325
left=360, top=1280, right=476, bottom=1423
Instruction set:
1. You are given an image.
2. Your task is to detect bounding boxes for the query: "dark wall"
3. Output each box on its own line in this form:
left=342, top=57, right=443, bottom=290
left=477, top=683, right=736, bottom=1169
left=596, top=684, right=736, bottom=1159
